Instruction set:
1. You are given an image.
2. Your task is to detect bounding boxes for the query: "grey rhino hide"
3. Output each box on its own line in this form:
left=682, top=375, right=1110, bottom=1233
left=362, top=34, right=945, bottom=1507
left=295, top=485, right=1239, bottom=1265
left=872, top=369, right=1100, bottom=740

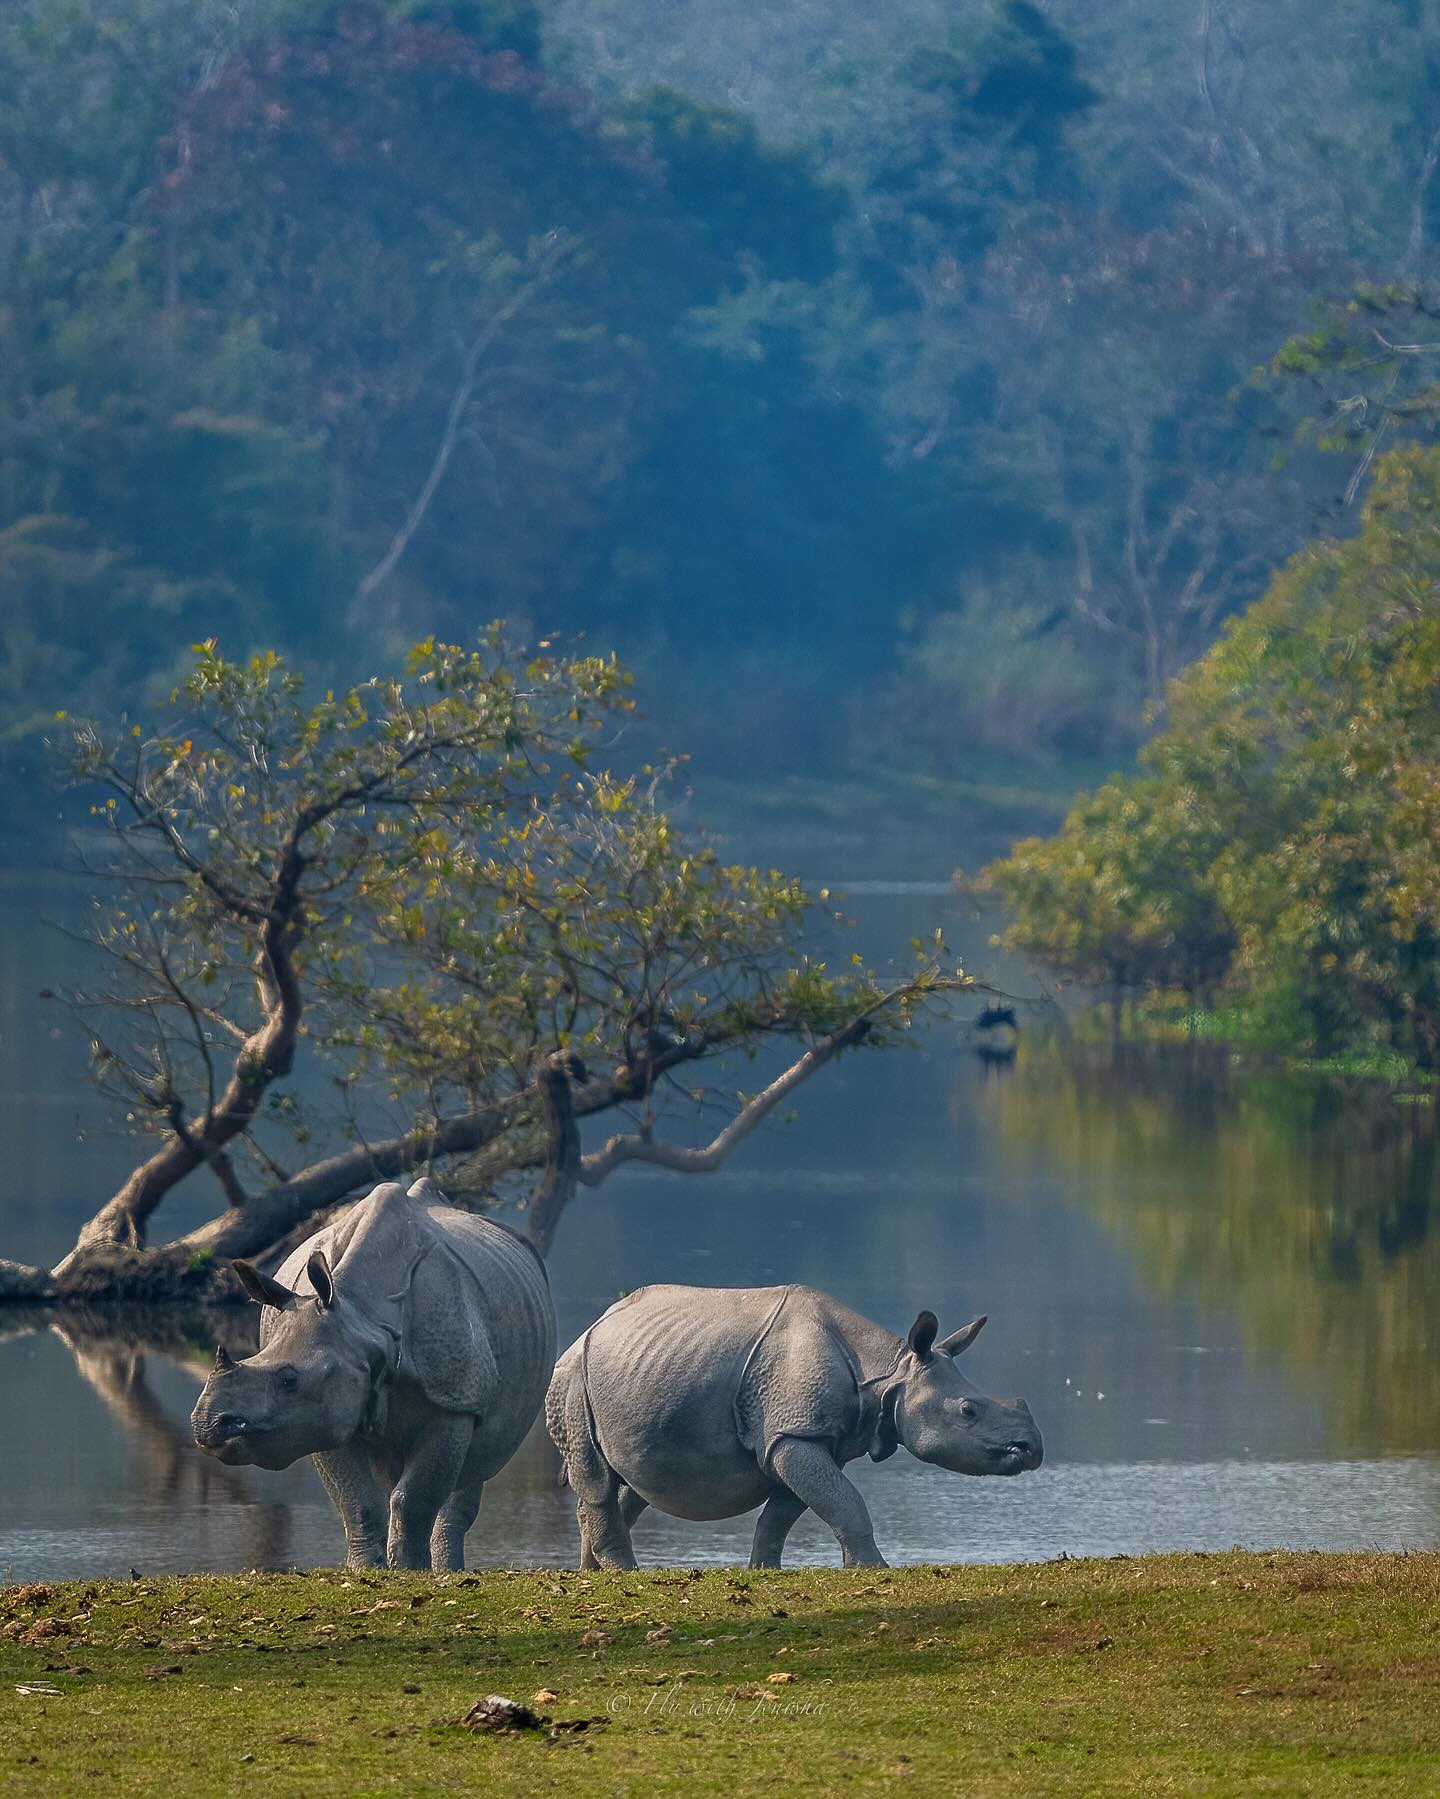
left=201, top=1177, right=557, bottom=1571
left=266, top=1180, right=500, bottom=1414
left=547, top=1283, right=1041, bottom=1570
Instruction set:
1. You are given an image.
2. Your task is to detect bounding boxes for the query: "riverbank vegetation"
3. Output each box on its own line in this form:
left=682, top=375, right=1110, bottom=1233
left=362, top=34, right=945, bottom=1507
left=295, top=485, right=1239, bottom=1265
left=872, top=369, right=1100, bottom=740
left=3, top=1553, right=1437, bottom=1794
left=982, top=446, right=1440, bottom=1072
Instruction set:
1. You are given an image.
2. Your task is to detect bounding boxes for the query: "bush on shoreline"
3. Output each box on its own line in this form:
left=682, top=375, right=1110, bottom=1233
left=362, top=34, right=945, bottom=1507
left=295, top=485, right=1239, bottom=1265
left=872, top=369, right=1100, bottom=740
left=983, top=445, right=1440, bottom=1071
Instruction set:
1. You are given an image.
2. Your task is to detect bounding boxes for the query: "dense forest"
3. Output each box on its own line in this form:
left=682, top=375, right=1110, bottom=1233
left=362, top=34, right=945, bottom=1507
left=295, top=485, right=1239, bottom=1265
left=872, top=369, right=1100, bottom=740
left=985, top=445, right=1440, bottom=1067
left=8, top=0, right=1440, bottom=824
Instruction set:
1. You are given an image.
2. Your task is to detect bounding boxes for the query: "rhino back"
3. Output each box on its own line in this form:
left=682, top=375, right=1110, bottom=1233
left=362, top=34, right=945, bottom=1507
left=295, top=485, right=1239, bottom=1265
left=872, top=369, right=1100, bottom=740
left=566, top=1284, right=877, bottom=1518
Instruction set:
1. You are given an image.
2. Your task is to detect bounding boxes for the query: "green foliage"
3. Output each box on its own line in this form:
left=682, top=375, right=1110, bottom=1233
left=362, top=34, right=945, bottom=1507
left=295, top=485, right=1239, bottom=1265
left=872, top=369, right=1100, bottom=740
left=12, top=0, right=1440, bottom=800
left=540, top=0, right=1440, bottom=772
left=0, top=0, right=868, bottom=780
left=829, top=1, right=1096, bottom=273
left=985, top=446, right=1440, bottom=1065
left=1264, top=283, right=1440, bottom=507
left=614, top=89, right=845, bottom=281
left=980, top=772, right=1235, bottom=997
left=64, top=639, right=928, bottom=1182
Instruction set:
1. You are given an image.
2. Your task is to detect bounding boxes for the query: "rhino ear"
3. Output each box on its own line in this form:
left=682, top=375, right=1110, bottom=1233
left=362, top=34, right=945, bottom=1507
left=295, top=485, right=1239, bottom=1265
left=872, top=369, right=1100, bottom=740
left=213, top=1342, right=235, bottom=1373
left=232, top=1260, right=296, bottom=1311
left=406, top=1176, right=445, bottom=1204
left=907, top=1310, right=940, bottom=1363
left=307, top=1250, right=336, bottom=1311
left=937, top=1314, right=988, bottom=1357
left=869, top=1381, right=903, bottom=1462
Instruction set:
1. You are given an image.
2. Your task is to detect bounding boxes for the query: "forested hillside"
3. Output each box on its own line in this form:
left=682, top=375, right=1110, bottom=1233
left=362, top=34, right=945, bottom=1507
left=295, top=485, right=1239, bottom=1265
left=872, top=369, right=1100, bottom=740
left=6, top=0, right=1440, bottom=818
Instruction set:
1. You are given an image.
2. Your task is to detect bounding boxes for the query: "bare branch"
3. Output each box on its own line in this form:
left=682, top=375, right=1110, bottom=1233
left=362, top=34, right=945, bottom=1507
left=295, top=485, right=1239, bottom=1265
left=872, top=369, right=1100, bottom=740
left=1370, top=328, right=1440, bottom=357
left=355, top=234, right=577, bottom=606
left=577, top=1014, right=873, bottom=1186
left=575, top=974, right=972, bottom=1191
left=205, top=1147, right=251, bottom=1210
left=50, top=821, right=311, bottom=1276
left=1406, top=124, right=1440, bottom=276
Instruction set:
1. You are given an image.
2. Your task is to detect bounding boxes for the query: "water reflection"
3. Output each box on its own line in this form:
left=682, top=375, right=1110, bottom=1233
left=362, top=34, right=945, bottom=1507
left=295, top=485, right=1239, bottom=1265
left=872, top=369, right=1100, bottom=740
left=3, top=1308, right=1437, bottom=1581
left=1, top=1308, right=305, bottom=1571
left=3, top=869, right=1439, bottom=1577
left=985, top=1043, right=1440, bottom=1456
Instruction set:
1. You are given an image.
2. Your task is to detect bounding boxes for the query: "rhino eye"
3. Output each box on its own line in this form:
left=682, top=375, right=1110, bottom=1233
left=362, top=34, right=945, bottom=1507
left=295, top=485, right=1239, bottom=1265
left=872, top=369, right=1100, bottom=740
left=277, top=1370, right=300, bottom=1393
left=958, top=1399, right=979, bottom=1422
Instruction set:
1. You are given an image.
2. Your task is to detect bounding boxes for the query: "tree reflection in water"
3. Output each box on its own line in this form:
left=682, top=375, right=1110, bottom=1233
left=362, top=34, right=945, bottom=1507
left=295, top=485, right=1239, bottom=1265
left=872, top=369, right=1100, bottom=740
left=981, top=1041, right=1440, bottom=1456
left=20, top=1306, right=299, bottom=1570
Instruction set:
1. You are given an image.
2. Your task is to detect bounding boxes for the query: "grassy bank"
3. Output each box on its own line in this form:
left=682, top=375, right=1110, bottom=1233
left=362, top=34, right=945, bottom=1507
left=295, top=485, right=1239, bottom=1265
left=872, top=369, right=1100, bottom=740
left=3, top=1552, right=1437, bottom=1795
left=1062, top=998, right=1440, bottom=1093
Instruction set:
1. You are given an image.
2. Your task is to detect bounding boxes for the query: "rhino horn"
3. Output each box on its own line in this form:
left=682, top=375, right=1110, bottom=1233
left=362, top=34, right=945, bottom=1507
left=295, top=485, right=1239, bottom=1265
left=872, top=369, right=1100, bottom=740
left=213, top=1342, right=235, bottom=1373
left=937, top=1314, right=988, bottom=1357
left=232, top=1259, right=296, bottom=1310
left=907, top=1310, right=940, bottom=1362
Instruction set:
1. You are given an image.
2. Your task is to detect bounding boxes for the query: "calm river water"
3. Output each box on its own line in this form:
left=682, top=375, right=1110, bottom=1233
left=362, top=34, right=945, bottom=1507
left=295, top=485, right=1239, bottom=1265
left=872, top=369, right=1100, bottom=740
left=1, top=875, right=1436, bottom=1578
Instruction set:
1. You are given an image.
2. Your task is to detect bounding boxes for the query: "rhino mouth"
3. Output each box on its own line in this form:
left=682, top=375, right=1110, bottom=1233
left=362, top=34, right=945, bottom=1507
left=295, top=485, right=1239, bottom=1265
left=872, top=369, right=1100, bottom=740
left=193, top=1415, right=263, bottom=1464
left=195, top=1421, right=300, bottom=1472
left=996, top=1441, right=1043, bottom=1474
left=205, top=1435, right=258, bottom=1466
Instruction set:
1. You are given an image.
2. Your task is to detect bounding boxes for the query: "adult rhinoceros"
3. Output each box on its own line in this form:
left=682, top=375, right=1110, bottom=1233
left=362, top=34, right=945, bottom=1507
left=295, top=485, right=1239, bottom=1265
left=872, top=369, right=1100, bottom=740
left=191, top=1178, right=555, bottom=1569
left=546, top=1283, right=1042, bottom=1569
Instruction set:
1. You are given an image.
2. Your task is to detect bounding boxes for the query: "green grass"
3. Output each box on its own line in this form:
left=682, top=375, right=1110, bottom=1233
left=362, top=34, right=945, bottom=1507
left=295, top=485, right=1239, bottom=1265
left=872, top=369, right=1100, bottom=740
left=3, top=1552, right=1438, bottom=1794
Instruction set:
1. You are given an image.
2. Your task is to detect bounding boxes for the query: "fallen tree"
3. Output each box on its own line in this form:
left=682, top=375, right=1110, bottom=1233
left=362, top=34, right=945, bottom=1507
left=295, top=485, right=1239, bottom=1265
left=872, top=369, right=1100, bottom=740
left=6, top=636, right=969, bottom=1301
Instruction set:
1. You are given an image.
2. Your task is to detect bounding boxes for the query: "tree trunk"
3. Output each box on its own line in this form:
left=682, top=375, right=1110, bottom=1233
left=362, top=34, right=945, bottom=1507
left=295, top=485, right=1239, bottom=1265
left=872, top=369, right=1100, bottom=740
left=524, top=1053, right=583, bottom=1257
left=21, top=978, right=953, bottom=1302
left=166, top=1043, right=700, bottom=1266
left=0, top=1257, right=53, bottom=1300
left=172, top=1092, right=527, bottom=1263
left=53, top=843, right=307, bottom=1279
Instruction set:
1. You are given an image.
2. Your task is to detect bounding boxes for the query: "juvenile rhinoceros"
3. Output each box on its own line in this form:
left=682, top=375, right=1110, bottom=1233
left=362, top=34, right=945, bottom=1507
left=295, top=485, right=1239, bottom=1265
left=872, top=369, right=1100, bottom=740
left=191, top=1178, right=555, bottom=1570
left=546, top=1283, right=1041, bottom=1568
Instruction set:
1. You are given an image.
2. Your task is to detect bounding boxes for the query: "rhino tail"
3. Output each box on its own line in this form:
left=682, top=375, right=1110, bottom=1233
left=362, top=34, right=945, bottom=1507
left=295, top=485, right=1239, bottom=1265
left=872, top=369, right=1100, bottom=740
left=545, top=1331, right=616, bottom=1505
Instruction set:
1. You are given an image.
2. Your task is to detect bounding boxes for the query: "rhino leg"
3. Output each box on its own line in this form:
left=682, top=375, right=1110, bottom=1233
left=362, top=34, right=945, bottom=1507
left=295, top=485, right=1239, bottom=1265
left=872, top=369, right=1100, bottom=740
left=749, top=1485, right=808, bottom=1569
left=387, top=1415, right=476, bottom=1570
left=548, top=1350, right=638, bottom=1569
left=576, top=1492, right=638, bottom=1570
left=313, top=1443, right=388, bottom=1569
left=577, top=1484, right=646, bottom=1563
left=768, top=1438, right=887, bottom=1568
left=429, top=1477, right=483, bottom=1572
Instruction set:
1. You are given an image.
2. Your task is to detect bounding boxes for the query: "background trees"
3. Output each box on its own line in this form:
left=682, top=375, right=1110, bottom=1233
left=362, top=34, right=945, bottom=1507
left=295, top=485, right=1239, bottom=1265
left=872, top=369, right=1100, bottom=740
left=985, top=446, right=1440, bottom=1065
left=13, top=0, right=1440, bottom=813
left=537, top=0, right=1440, bottom=772
left=7, top=0, right=1440, bottom=1056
